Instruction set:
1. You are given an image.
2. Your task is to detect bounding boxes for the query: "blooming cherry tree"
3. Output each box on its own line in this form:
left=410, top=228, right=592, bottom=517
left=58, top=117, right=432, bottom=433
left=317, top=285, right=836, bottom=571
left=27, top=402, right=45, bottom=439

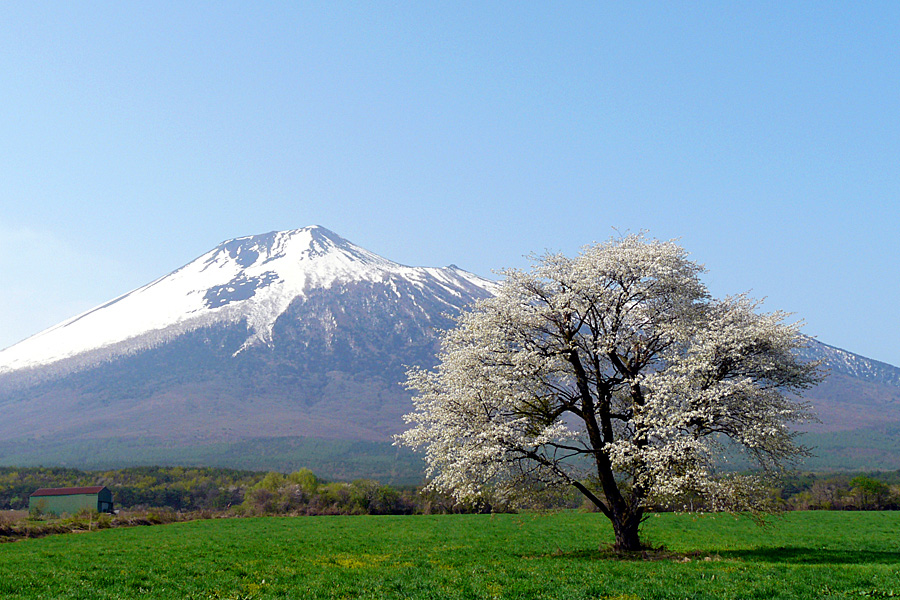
left=397, top=234, right=822, bottom=551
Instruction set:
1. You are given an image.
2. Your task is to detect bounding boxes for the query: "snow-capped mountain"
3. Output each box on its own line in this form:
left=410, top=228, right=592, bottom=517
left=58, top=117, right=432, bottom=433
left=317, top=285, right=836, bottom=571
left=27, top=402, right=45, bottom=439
left=1, top=226, right=899, bottom=475
left=0, top=226, right=494, bottom=379
left=0, top=226, right=496, bottom=461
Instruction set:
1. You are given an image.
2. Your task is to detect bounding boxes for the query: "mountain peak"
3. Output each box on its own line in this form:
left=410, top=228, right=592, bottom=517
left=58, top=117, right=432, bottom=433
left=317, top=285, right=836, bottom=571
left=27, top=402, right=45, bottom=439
left=305, top=224, right=348, bottom=243
left=203, top=226, right=395, bottom=274
left=210, top=226, right=344, bottom=264
left=0, top=227, right=494, bottom=375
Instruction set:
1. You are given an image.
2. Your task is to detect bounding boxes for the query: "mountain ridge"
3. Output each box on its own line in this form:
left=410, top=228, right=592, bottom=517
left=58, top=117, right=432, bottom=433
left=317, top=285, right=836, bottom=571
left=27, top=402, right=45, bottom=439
left=0, top=225, right=495, bottom=381
left=800, top=338, right=900, bottom=387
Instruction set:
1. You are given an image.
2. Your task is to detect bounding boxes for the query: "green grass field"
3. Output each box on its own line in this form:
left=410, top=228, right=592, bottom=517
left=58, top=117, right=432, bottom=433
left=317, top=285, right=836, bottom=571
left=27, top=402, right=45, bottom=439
left=2, top=511, right=899, bottom=599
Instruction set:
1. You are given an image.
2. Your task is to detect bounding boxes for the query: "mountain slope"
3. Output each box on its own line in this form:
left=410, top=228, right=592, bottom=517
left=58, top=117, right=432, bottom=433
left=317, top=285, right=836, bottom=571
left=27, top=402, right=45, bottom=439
left=800, top=338, right=900, bottom=387
left=0, top=226, right=493, bottom=381
left=0, top=227, right=494, bottom=451
left=798, top=338, right=900, bottom=432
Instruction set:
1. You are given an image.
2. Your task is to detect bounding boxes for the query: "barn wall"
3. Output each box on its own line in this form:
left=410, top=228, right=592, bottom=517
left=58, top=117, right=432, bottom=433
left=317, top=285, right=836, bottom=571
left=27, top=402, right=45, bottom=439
left=29, top=494, right=99, bottom=516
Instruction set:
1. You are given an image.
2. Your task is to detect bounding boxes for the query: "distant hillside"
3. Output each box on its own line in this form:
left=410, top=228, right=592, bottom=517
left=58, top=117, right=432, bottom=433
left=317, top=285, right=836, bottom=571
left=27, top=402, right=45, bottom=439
left=799, top=339, right=900, bottom=432
left=800, top=338, right=900, bottom=387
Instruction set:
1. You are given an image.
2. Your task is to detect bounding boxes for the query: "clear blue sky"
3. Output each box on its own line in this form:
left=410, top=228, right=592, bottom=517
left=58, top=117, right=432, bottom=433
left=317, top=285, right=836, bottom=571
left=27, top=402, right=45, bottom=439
left=2, top=2, right=898, bottom=366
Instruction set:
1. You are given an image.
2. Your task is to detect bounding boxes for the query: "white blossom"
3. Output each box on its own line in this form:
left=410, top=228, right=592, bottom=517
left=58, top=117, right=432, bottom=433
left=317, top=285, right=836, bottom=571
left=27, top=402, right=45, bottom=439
left=396, top=234, right=822, bottom=550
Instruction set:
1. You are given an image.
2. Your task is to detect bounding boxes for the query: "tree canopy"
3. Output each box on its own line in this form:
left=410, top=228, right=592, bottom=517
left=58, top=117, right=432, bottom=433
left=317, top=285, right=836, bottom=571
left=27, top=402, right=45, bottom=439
left=397, top=234, right=823, bottom=550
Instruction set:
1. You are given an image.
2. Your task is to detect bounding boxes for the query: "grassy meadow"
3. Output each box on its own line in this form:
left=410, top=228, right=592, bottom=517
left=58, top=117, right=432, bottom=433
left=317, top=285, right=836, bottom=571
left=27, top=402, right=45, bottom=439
left=2, top=511, right=899, bottom=599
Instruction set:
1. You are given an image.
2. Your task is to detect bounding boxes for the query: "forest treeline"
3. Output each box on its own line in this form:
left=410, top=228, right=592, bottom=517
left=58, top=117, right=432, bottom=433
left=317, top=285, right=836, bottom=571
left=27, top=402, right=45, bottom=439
left=780, top=472, right=900, bottom=510
left=2, top=466, right=900, bottom=515
left=0, top=466, right=493, bottom=516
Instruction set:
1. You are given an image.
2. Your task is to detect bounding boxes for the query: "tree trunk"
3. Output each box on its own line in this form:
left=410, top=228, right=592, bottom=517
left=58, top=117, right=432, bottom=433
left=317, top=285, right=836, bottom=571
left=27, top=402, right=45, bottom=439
left=611, top=511, right=644, bottom=552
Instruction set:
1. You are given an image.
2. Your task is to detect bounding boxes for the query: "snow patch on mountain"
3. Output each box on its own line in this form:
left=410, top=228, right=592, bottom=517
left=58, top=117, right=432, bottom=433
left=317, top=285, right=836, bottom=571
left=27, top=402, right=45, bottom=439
left=0, top=226, right=496, bottom=374
left=802, top=337, right=900, bottom=387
